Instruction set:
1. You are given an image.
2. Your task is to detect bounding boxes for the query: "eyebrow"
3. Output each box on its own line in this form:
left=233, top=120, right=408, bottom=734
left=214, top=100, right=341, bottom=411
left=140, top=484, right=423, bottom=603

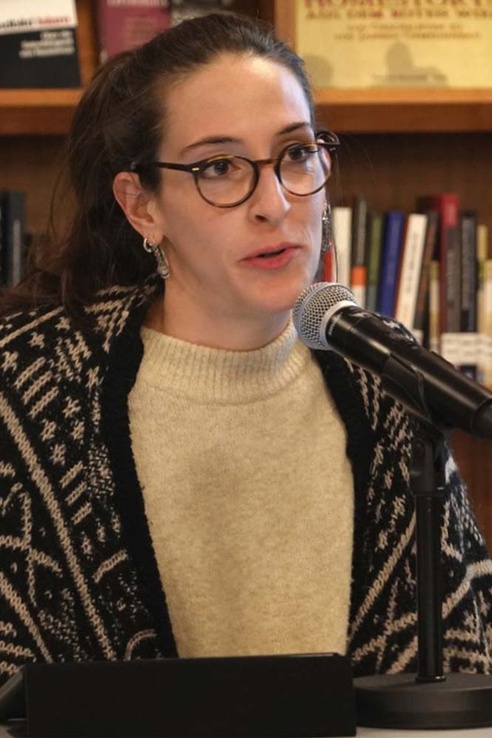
left=181, top=122, right=312, bottom=155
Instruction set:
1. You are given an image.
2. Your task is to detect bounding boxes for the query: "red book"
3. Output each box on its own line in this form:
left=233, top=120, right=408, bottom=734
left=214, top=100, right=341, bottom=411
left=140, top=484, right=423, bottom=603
left=97, top=0, right=172, bottom=62
left=322, top=250, right=333, bottom=282
left=417, top=193, right=461, bottom=335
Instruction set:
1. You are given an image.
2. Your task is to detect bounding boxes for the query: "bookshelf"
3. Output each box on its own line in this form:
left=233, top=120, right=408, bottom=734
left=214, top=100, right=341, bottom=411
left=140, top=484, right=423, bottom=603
left=1, top=0, right=492, bottom=547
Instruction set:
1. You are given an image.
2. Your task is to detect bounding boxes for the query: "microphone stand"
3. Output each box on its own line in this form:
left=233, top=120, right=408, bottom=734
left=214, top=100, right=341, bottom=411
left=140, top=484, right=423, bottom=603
left=354, top=418, right=492, bottom=729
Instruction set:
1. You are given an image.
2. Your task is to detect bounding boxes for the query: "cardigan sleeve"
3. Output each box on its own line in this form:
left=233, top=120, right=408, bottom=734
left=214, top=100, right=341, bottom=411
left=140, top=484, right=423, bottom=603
left=346, top=363, right=492, bottom=677
left=0, top=394, right=56, bottom=685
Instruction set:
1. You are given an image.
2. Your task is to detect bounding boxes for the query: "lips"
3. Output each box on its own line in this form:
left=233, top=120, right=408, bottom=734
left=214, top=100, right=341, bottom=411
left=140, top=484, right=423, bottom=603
left=242, top=242, right=302, bottom=270
left=243, top=242, right=301, bottom=260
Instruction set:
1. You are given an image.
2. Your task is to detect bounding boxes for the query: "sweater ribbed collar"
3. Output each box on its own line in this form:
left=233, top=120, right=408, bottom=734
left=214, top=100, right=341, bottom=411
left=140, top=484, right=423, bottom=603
left=137, top=321, right=312, bottom=404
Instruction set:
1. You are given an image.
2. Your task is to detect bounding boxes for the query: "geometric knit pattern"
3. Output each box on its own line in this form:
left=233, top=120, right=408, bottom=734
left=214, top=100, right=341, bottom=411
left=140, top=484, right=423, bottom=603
left=1, top=278, right=492, bottom=686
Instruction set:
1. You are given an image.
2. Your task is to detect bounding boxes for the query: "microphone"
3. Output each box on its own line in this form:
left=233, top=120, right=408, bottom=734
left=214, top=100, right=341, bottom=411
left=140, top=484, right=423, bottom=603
left=293, top=282, right=492, bottom=438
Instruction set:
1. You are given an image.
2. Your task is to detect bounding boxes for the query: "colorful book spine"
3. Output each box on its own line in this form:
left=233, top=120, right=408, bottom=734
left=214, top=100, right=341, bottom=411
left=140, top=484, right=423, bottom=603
left=428, top=260, right=440, bottom=353
left=1, top=191, right=26, bottom=287
left=97, top=0, right=172, bottom=62
left=477, top=225, right=490, bottom=385
left=332, top=206, right=352, bottom=289
left=350, top=195, right=368, bottom=307
left=377, top=210, right=405, bottom=318
left=365, top=210, right=383, bottom=313
left=394, top=212, right=428, bottom=333
left=171, top=0, right=233, bottom=24
left=417, top=193, right=461, bottom=335
left=413, top=210, right=439, bottom=340
left=459, top=209, right=478, bottom=333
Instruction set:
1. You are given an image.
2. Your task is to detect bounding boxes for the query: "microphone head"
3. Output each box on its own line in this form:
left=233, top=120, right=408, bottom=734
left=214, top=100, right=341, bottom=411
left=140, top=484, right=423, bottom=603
left=293, top=282, right=358, bottom=349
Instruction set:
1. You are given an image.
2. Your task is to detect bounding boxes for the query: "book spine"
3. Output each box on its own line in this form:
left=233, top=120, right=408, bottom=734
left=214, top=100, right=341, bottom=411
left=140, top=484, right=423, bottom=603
left=350, top=195, right=367, bottom=267
left=365, top=210, right=383, bottom=313
left=477, top=225, right=490, bottom=384
left=97, top=0, right=172, bottom=61
left=481, top=260, right=492, bottom=387
left=0, top=192, right=4, bottom=287
left=428, top=260, right=440, bottom=353
left=3, top=191, right=26, bottom=287
left=377, top=210, right=405, bottom=318
left=417, top=193, right=460, bottom=335
left=459, top=210, right=478, bottom=333
left=413, top=210, right=439, bottom=335
left=332, top=206, right=352, bottom=288
left=394, top=212, right=428, bottom=333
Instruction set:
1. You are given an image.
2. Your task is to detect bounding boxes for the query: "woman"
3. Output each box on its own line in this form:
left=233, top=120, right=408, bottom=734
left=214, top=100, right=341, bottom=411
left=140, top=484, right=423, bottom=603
left=0, top=12, right=491, bottom=685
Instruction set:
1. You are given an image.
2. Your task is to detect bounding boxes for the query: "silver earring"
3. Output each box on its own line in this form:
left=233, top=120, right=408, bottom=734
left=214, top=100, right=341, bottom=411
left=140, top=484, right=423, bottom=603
left=321, top=203, right=333, bottom=255
left=143, top=237, right=170, bottom=280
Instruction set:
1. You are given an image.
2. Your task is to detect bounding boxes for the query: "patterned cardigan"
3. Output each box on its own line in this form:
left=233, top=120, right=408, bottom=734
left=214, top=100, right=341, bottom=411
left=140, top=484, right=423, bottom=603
left=1, top=279, right=492, bottom=686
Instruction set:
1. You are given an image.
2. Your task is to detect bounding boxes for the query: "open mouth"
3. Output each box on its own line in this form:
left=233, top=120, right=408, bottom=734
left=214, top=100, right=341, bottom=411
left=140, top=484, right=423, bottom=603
left=257, top=248, right=286, bottom=258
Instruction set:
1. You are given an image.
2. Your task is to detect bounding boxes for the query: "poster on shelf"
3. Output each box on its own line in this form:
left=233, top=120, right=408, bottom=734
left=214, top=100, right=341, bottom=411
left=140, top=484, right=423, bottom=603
left=0, top=0, right=80, bottom=88
left=296, top=0, right=492, bottom=89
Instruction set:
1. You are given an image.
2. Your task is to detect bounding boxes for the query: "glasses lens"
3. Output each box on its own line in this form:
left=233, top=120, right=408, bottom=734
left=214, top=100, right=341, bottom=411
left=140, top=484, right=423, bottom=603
left=279, top=144, right=332, bottom=196
left=196, top=156, right=255, bottom=206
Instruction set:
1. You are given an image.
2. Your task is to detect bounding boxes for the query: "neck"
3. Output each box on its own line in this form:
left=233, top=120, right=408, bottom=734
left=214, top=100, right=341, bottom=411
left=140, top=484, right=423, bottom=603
left=145, top=292, right=291, bottom=351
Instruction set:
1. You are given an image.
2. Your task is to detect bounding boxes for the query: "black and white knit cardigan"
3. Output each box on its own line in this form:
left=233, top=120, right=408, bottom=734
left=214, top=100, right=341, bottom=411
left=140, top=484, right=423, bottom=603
left=1, top=279, right=492, bottom=686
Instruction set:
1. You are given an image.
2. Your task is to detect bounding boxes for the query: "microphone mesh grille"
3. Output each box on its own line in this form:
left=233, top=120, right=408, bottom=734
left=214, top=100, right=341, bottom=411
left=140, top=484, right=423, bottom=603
left=292, top=282, right=357, bottom=349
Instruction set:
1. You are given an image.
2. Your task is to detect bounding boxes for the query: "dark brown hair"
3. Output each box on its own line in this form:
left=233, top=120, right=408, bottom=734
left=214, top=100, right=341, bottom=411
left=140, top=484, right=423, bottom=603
left=1, top=12, right=315, bottom=317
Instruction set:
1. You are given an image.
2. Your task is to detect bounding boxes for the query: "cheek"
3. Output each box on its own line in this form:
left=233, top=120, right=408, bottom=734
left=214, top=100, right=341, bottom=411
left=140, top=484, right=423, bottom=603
left=301, top=199, right=325, bottom=239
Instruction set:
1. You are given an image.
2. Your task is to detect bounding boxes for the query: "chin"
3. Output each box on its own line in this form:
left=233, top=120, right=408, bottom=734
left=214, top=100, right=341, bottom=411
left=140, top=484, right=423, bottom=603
left=259, top=286, right=309, bottom=316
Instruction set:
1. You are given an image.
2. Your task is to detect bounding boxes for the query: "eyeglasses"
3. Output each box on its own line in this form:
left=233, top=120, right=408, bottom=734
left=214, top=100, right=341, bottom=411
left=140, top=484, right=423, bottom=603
left=131, top=131, right=340, bottom=208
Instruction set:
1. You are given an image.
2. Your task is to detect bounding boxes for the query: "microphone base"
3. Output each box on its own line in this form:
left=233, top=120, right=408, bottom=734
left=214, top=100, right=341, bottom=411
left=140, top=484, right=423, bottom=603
left=354, top=672, right=492, bottom=729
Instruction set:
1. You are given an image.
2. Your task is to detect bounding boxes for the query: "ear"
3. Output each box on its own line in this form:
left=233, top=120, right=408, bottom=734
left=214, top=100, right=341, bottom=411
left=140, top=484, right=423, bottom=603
left=112, top=171, right=164, bottom=241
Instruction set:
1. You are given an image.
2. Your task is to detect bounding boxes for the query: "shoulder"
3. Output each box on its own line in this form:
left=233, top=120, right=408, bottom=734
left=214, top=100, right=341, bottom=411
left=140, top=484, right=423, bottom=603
left=0, top=279, right=161, bottom=345
left=0, top=279, right=161, bottom=385
left=84, top=279, right=162, bottom=350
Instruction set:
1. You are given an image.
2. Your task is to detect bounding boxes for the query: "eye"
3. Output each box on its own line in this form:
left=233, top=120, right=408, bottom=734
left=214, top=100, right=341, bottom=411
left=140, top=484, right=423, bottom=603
left=284, top=143, right=318, bottom=163
left=200, top=156, right=239, bottom=180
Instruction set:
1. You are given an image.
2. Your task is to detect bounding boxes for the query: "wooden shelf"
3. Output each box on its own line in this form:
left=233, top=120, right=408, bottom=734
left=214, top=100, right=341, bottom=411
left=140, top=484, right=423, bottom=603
left=2, top=0, right=492, bottom=136
left=314, top=88, right=492, bottom=133
left=4, top=87, right=492, bottom=137
left=0, top=89, right=84, bottom=136
left=0, top=0, right=97, bottom=135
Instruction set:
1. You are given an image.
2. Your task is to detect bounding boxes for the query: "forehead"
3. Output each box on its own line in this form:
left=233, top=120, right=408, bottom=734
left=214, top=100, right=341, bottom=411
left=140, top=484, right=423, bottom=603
left=162, top=53, right=312, bottom=152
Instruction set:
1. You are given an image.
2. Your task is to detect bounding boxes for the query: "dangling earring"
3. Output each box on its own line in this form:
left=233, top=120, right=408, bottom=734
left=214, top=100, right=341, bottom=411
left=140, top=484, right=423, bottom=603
left=143, top=237, right=170, bottom=280
left=321, top=202, right=333, bottom=255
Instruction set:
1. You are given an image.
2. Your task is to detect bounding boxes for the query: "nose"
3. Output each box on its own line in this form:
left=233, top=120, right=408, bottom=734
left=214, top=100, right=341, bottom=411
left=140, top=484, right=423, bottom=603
left=248, top=161, right=291, bottom=224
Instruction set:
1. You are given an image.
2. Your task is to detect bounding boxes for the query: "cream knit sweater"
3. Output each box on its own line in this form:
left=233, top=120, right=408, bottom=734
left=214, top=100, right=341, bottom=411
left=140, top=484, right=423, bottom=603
left=128, top=322, right=354, bottom=659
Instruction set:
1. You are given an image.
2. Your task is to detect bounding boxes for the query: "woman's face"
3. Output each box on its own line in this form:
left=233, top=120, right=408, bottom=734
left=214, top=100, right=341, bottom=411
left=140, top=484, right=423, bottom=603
left=149, top=52, right=327, bottom=348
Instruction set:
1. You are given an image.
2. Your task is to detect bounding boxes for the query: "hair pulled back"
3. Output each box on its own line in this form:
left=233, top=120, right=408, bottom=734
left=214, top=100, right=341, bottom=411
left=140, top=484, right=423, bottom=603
left=1, top=12, right=314, bottom=317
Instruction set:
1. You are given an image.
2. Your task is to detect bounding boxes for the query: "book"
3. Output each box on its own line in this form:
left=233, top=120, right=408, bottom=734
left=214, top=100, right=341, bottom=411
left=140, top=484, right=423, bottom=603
left=412, top=210, right=439, bottom=341
left=0, top=191, right=26, bottom=288
left=476, top=225, right=490, bottom=384
left=479, top=259, right=492, bottom=387
left=314, top=248, right=332, bottom=283
left=394, top=212, right=428, bottom=334
left=295, top=1, right=492, bottom=88
left=417, top=193, right=461, bottom=335
left=459, top=210, right=478, bottom=334
left=377, top=210, right=405, bottom=319
left=428, top=260, right=440, bottom=353
left=171, top=0, right=234, bottom=24
left=332, top=206, right=352, bottom=289
left=350, top=195, right=368, bottom=307
left=350, top=265, right=366, bottom=308
left=365, top=210, right=383, bottom=313
left=97, top=1, right=172, bottom=62
left=0, top=0, right=80, bottom=88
